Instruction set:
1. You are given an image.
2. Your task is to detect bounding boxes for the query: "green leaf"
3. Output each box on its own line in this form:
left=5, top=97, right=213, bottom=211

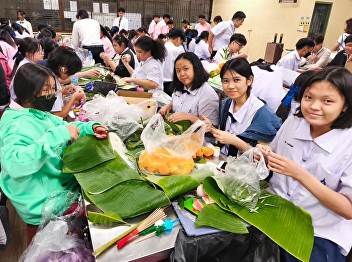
left=196, top=204, right=248, bottom=234
left=88, top=211, right=129, bottom=225
left=165, top=113, right=191, bottom=134
left=63, top=135, right=115, bottom=173
left=203, top=177, right=314, bottom=262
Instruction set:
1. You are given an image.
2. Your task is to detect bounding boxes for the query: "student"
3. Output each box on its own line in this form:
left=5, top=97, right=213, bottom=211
left=113, top=7, right=128, bottom=31
left=0, top=63, right=108, bottom=235
left=137, top=26, right=149, bottom=38
left=100, top=35, right=137, bottom=77
left=148, top=14, right=160, bottom=40
left=110, top=26, right=119, bottom=38
left=300, top=34, right=331, bottom=69
left=195, top=14, right=211, bottom=36
left=213, top=15, right=223, bottom=25
left=128, top=29, right=138, bottom=47
left=155, top=14, right=170, bottom=39
left=166, top=19, right=174, bottom=31
left=122, top=36, right=165, bottom=92
left=11, top=23, right=30, bottom=39
left=0, top=47, right=12, bottom=89
left=327, top=34, right=352, bottom=67
left=163, top=28, right=185, bottom=96
left=0, top=29, right=18, bottom=68
left=9, top=38, right=44, bottom=101
left=100, top=24, right=115, bottom=58
left=0, top=62, right=10, bottom=116
left=257, top=67, right=352, bottom=262
left=181, top=19, right=190, bottom=32
left=332, top=18, right=352, bottom=52
left=185, top=29, right=198, bottom=53
left=159, top=52, right=219, bottom=127
left=16, top=10, right=33, bottom=37
left=194, top=31, right=211, bottom=61
left=208, top=11, right=246, bottom=58
left=202, top=58, right=281, bottom=157
left=214, top=33, right=248, bottom=65
left=276, top=38, right=314, bottom=71
left=38, top=37, right=58, bottom=66
left=119, top=29, right=128, bottom=39
left=157, top=34, right=167, bottom=43
left=275, top=70, right=315, bottom=122
left=45, top=46, right=85, bottom=118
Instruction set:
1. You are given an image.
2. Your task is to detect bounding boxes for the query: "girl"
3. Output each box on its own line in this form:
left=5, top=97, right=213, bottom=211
left=136, top=27, right=149, bottom=38
left=159, top=52, right=219, bottom=127
left=11, top=22, right=30, bottom=39
left=185, top=29, right=198, bottom=53
left=0, top=29, right=17, bottom=69
left=0, top=63, right=107, bottom=234
left=122, top=36, right=165, bottom=92
left=257, top=67, right=352, bottom=261
left=203, top=58, right=281, bottom=156
left=9, top=38, right=44, bottom=101
left=100, top=24, right=115, bottom=58
left=195, top=31, right=211, bottom=61
left=100, top=35, right=137, bottom=77
left=332, top=18, right=352, bottom=52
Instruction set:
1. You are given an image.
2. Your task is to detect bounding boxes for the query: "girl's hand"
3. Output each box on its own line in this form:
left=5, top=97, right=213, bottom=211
left=201, top=114, right=212, bottom=133
left=256, top=144, right=272, bottom=162
left=167, top=112, right=191, bottom=122
left=158, top=104, right=171, bottom=116
left=62, top=84, right=76, bottom=96
left=72, top=89, right=85, bottom=101
left=66, top=125, right=80, bottom=142
left=211, top=128, right=236, bottom=145
left=267, top=151, right=302, bottom=179
left=93, top=125, right=109, bottom=139
left=100, top=52, right=109, bottom=60
left=81, top=69, right=101, bottom=78
left=237, top=53, right=248, bottom=59
left=122, top=77, right=133, bottom=83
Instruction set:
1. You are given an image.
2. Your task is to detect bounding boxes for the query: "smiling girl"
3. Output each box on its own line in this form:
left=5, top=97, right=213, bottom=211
left=257, top=67, right=352, bottom=261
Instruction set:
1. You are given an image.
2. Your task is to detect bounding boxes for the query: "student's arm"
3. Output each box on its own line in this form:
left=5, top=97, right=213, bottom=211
left=51, top=91, right=84, bottom=118
left=122, top=78, right=158, bottom=89
left=158, top=102, right=173, bottom=116
left=211, top=128, right=252, bottom=152
left=208, top=31, right=214, bottom=54
left=265, top=151, right=352, bottom=220
left=167, top=112, right=199, bottom=123
left=121, top=56, right=135, bottom=75
left=332, top=42, right=341, bottom=52
left=71, top=24, right=79, bottom=49
left=58, top=69, right=101, bottom=85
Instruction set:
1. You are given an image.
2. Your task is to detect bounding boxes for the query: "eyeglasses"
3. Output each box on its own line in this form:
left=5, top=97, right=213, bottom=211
left=234, top=41, right=244, bottom=50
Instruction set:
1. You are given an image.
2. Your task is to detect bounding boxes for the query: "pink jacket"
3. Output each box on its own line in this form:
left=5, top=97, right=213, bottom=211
left=0, top=52, right=12, bottom=88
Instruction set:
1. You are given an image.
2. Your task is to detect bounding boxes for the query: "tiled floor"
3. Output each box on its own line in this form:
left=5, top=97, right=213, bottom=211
left=0, top=201, right=27, bottom=262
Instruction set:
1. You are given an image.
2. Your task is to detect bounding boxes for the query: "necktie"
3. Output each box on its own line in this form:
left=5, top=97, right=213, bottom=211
left=119, top=18, right=122, bottom=27
left=181, top=89, right=190, bottom=95
left=226, top=113, right=238, bottom=156
left=228, top=113, right=236, bottom=124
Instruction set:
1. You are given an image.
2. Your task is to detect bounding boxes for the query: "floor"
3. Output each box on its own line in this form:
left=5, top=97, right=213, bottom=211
left=0, top=201, right=27, bottom=262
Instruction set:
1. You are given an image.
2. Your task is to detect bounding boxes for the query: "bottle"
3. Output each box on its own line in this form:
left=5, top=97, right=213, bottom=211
left=71, top=74, right=79, bottom=86
left=88, top=51, right=93, bottom=61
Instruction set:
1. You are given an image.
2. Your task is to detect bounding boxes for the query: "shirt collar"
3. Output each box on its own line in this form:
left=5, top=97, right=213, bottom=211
left=294, top=50, right=301, bottom=61
left=182, top=86, right=199, bottom=96
left=228, top=93, right=253, bottom=124
left=293, top=117, right=339, bottom=153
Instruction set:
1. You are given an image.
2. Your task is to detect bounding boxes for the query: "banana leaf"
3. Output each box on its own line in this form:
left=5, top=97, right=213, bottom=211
left=203, top=177, right=314, bottom=262
left=87, top=211, right=128, bottom=225
left=63, top=136, right=115, bottom=173
left=196, top=204, right=248, bottom=234
left=85, top=179, right=170, bottom=219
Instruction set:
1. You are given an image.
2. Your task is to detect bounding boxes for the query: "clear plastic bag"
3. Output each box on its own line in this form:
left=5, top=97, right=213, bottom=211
left=218, top=148, right=269, bottom=210
left=152, top=89, right=172, bottom=107
left=139, top=114, right=206, bottom=175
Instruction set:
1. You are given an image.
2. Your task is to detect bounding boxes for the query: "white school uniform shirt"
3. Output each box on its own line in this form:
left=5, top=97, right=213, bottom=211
left=9, top=58, right=33, bottom=101
left=51, top=77, right=64, bottom=112
left=185, top=39, right=196, bottom=53
left=211, top=20, right=236, bottom=52
left=302, top=47, right=331, bottom=69
left=251, top=65, right=299, bottom=111
left=269, top=115, right=352, bottom=256
left=221, top=94, right=264, bottom=155
left=16, top=19, right=33, bottom=37
left=131, top=56, right=163, bottom=92
left=214, top=45, right=238, bottom=64
left=113, top=16, right=128, bottom=31
left=172, top=82, right=219, bottom=126
left=72, top=18, right=102, bottom=49
left=195, top=22, right=211, bottom=36
left=14, top=31, right=30, bottom=39
left=337, top=33, right=350, bottom=51
left=276, top=50, right=301, bottom=71
left=194, top=40, right=210, bottom=60
left=163, top=42, right=184, bottom=82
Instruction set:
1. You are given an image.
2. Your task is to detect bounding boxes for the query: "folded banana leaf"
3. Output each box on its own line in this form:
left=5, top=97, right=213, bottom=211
left=63, top=136, right=115, bottom=173
left=203, top=177, right=314, bottom=262
left=88, top=211, right=128, bottom=225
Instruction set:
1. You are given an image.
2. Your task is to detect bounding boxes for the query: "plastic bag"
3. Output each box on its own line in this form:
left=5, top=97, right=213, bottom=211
left=152, top=89, right=172, bottom=107
left=218, top=148, right=269, bottom=210
left=139, top=114, right=206, bottom=175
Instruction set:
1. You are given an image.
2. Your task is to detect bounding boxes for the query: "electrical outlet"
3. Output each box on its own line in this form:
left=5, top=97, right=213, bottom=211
left=306, top=21, right=310, bottom=26
left=299, top=21, right=304, bottom=26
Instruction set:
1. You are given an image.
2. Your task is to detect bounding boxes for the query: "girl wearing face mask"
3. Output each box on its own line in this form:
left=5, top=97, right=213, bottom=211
left=0, top=63, right=108, bottom=243
left=202, top=58, right=282, bottom=156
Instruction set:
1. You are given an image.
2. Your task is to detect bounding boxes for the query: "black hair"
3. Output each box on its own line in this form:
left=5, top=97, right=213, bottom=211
left=345, top=34, right=352, bottom=44
left=105, top=26, right=111, bottom=36
left=76, top=10, right=89, bottom=19
left=113, top=34, right=134, bottom=53
left=346, top=18, right=352, bottom=34
left=0, top=25, right=15, bottom=40
left=312, top=34, right=324, bottom=45
left=128, top=29, right=138, bottom=40
left=110, top=26, right=119, bottom=36
left=40, top=37, right=58, bottom=59
left=181, top=20, right=189, bottom=25
left=119, top=29, right=128, bottom=37
left=134, top=36, right=166, bottom=62
left=168, top=27, right=186, bottom=41
left=195, top=31, right=209, bottom=44
left=166, top=19, right=174, bottom=25
left=12, top=37, right=42, bottom=77
left=220, top=58, right=253, bottom=97
left=295, top=67, right=352, bottom=129
left=229, top=33, right=247, bottom=46
left=153, top=14, right=160, bottom=19
left=172, top=52, right=209, bottom=93
left=157, top=34, right=166, bottom=40
left=46, top=27, right=56, bottom=39
left=163, top=14, right=170, bottom=19
left=37, top=28, right=53, bottom=40
left=17, top=10, right=26, bottom=16
left=232, top=11, right=246, bottom=20
left=14, top=63, right=56, bottom=106
left=137, top=26, right=148, bottom=34
left=11, top=22, right=29, bottom=35
left=198, top=14, right=206, bottom=19
left=295, top=38, right=315, bottom=50
left=37, top=24, right=47, bottom=31
left=45, top=46, right=82, bottom=76
left=249, top=61, right=274, bottom=72
left=276, top=70, right=315, bottom=122
left=100, top=24, right=113, bottom=43
left=0, top=29, right=16, bottom=47
left=118, top=8, right=126, bottom=13
left=186, top=29, right=198, bottom=49
left=213, top=15, right=223, bottom=24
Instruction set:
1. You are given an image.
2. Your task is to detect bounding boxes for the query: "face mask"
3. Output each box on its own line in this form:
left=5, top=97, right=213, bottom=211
left=33, top=96, right=57, bottom=111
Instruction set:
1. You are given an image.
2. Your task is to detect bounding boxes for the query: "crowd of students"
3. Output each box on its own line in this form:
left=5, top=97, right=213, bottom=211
left=0, top=8, right=352, bottom=261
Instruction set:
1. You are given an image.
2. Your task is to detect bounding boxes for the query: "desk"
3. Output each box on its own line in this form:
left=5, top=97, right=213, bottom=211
left=90, top=206, right=180, bottom=262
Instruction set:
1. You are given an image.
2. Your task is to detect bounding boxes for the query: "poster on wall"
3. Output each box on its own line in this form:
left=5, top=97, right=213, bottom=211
left=93, top=3, right=100, bottom=13
left=102, top=3, right=109, bottom=13
left=70, top=1, right=77, bottom=12
left=43, top=0, right=59, bottom=10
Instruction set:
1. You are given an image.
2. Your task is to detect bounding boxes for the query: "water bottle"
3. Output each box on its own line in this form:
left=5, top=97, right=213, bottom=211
left=88, top=51, right=93, bottom=61
left=71, top=74, right=79, bottom=86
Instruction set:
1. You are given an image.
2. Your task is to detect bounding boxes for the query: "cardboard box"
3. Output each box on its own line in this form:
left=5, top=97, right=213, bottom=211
left=117, top=90, right=154, bottom=104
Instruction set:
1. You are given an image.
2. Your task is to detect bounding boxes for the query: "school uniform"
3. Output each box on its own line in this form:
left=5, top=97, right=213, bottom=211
left=113, top=48, right=136, bottom=77
left=336, top=33, right=350, bottom=51
left=155, top=20, right=168, bottom=39
left=195, top=22, right=211, bottom=36
left=172, top=82, right=219, bottom=126
left=113, top=16, right=128, bottom=31
left=194, top=40, right=210, bottom=61
left=0, top=41, right=18, bottom=69
left=185, top=39, right=196, bottom=53
left=51, top=77, right=64, bottom=113
left=211, top=21, right=236, bottom=53
left=269, top=115, right=352, bottom=258
left=276, top=50, right=301, bottom=71
left=14, top=31, right=30, bottom=39
left=101, top=36, right=115, bottom=58
left=148, top=20, right=158, bottom=39
left=301, top=47, right=331, bottom=69
left=9, top=58, right=33, bottom=101
left=213, top=45, right=238, bottom=64
left=131, top=56, right=163, bottom=92
left=163, top=42, right=184, bottom=96
left=16, top=19, right=33, bottom=37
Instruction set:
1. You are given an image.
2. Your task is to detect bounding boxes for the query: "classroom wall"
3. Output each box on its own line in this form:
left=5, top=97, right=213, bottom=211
left=211, top=0, right=351, bottom=62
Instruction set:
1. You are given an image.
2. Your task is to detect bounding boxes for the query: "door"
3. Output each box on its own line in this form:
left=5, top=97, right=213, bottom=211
left=308, top=2, right=332, bottom=37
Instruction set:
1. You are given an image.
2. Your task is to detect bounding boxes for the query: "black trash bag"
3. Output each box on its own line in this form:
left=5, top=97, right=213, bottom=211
left=92, top=81, right=117, bottom=96
left=171, top=227, right=280, bottom=262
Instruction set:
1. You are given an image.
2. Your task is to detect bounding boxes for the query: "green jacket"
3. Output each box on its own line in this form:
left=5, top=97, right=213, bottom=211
left=0, top=108, right=97, bottom=225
